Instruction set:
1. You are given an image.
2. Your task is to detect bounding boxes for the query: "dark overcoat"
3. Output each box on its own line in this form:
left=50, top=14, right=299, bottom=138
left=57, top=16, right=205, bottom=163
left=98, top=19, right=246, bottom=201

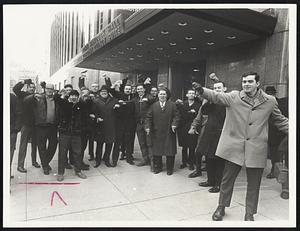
left=91, top=96, right=118, bottom=143
left=177, top=100, right=201, bottom=148
left=145, top=100, right=180, bottom=156
left=195, top=102, right=226, bottom=158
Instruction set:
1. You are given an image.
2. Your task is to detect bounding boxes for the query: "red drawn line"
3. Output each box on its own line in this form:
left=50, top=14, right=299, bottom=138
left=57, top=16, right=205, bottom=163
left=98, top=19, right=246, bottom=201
left=51, top=191, right=68, bottom=206
left=19, top=182, right=80, bottom=185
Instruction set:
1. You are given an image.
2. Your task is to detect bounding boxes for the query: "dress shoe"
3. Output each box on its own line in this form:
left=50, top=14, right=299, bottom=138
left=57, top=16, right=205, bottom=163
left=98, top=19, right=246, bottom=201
left=120, top=153, right=126, bottom=160
left=47, top=165, right=52, bottom=171
left=180, top=163, right=187, bottom=169
left=76, top=171, right=87, bottom=179
left=280, top=191, right=289, bottom=199
left=94, top=161, right=101, bottom=168
left=17, top=167, right=27, bottom=173
left=266, top=172, right=275, bottom=179
left=212, top=206, right=225, bottom=221
left=88, top=156, right=95, bottom=161
left=188, top=171, right=202, bottom=178
left=126, top=159, right=134, bottom=165
left=199, top=181, right=212, bottom=187
left=208, top=186, right=220, bottom=193
left=136, top=160, right=149, bottom=167
left=32, top=162, right=41, bottom=168
left=167, top=170, right=173, bottom=176
left=154, top=169, right=162, bottom=174
left=43, top=168, right=50, bottom=175
left=105, top=161, right=113, bottom=167
left=244, top=213, right=254, bottom=221
left=65, top=163, right=73, bottom=169
left=82, top=162, right=89, bottom=168
left=81, top=165, right=90, bottom=171
left=201, top=166, right=207, bottom=171
left=57, top=175, right=64, bottom=182
left=111, top=161, right=117, bottom=167
left=188, top=164, right=195, bottom=171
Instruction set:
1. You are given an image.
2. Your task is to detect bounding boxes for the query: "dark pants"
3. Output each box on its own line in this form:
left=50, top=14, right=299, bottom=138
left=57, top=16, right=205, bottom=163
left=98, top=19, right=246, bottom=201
left=58, top=133, right=81, bottom=175
left=17, top=125, right=38, bottom=168
left=112, top=122, right=134, bottom=163
left=35, top=125, right=58, bottom=169
left=10, top=132, right=18, bottom=172
left=182, top=146, right=195, bottom=166
left=269, top=144, right=281, bottom=173
left=96, top=142, right=113, bottom=163
left=136, top=123, right=149, bottom=161
left=153, top=155, right=175, bottom=171
left=88, top=130, right=96, bottom=158
left=194, top=151, right=203, bottom=173
left=218, top=161, right=264, bottom=214
left=207, top=157, right=225, bottom=186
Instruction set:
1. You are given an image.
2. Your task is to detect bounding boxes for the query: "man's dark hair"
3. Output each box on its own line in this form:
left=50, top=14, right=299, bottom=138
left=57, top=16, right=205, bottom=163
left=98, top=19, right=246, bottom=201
left=214, top=81, right=226, bottom=88
left=69, top=90, right=79, bottom=97
left=136, top=83, right=145, bottom=88
left=241, top=72, right=260, bottom=82
left=151, top=86, right=158, bottom=91
left=80, top=86, right=89, bottom=91
left=64, top=84, right=73, bottom=89
left=124, top=84, right=132, bottom=88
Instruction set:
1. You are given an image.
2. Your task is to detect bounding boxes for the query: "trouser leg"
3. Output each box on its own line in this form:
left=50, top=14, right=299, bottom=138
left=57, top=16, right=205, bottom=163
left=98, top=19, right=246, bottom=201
left=194, top=151, right=202, bottom=173
left=153, top=155, right=162, bottom=170
left=80, top=133, right=88, bottom=162
left=36, top=126, right=48, bottom=169
left=58, top=134, right=70, bottom=175
left=215, top=157, right=225, bottom=186
left=245, top=167, right=264, bottom=214
left=206, top=157, right=216, bottom=185
left=71, top=135, right=82, bottom=173
left=95, top=141, right=104, bottom=163
left=166, top=156, right=175, bottom=171
left=136, top=123, right=149, bottom=161
left=88, top=131, right=95, bottom=157
left=188, top=148, right=195, bottom=167
left=10, top=132, right=18, bottom=173
left=17, top=125, right=30, bottom=168
left=103, top=143, right=113, bottom=162
left=218, top=161, right=241, bottom=207
left=30, top=127, right=38, bottom=164
left=46, top=126, right=58, bottom=166
left=182, top=147, right=187, bottom=165
left=112, top=127, right=123, bottom=163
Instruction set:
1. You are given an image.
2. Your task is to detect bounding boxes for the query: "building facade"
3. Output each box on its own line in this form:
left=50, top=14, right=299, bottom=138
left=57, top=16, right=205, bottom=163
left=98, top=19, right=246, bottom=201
left=51, top=8, right=289, bottom=99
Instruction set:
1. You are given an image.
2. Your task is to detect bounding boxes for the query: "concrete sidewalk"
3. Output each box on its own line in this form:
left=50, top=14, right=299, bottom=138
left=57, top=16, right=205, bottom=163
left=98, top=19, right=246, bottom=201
left=8, top=135, right=289, bottom=226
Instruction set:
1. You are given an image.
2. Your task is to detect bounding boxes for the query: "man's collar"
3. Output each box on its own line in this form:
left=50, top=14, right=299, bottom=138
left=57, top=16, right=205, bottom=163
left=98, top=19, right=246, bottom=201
left=240, top=88, right=268, bottom=107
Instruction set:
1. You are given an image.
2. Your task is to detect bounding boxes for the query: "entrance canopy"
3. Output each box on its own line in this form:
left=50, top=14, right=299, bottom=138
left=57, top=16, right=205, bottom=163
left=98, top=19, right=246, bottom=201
left=74, top=9, right=277, bottom=73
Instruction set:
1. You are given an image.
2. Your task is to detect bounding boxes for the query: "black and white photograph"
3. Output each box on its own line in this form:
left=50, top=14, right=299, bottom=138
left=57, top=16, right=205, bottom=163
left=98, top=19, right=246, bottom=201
left=3, top=4, right=296, bottom=227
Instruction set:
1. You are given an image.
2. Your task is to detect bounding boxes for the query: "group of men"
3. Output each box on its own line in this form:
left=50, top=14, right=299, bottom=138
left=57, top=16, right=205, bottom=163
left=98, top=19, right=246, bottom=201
left=10, top=71, right=288, bottom=221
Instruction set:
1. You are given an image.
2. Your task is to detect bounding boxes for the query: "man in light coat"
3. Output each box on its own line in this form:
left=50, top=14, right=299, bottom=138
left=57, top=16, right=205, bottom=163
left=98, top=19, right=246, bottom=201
left=193, top=71, right=288, bottom=221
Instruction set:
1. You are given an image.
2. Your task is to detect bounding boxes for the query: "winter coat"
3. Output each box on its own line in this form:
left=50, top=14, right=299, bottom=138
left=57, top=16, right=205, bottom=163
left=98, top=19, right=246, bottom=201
left=91, top=96, right=118, bottom=143
left=177, top=100, right=201, bottom=148
left=145, top=100, right=180, bottom=156
left=132, top=94, right=156, bottom=124
left=201, top=88, right=288, bottom=168
left=194, top=102, right=226, bottom=158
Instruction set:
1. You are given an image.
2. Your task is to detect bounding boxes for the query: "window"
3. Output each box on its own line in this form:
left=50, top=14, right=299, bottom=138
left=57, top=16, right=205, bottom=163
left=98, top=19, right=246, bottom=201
left=100, top=11, right=103, bottom=30
left=108, top=9, right=111, bottom=24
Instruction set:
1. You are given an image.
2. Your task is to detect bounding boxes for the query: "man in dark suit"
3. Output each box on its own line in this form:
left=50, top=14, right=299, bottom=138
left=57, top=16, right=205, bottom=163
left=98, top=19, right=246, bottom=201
left=13, top=79, right=40, bottom=173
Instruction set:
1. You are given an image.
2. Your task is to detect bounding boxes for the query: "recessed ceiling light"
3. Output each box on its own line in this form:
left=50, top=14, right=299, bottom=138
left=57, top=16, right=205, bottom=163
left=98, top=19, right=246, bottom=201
left=117, top=63, right=121, bottom=65
left=118, top=51, right=124, bottom=54
left=193, top=69, right=200, bottom=72
left=161, top=30, right=169, bottom=35
left=154, top=58, right=160, bottom=61
left=164, top=54, right=170, bottom=58
left=207, top=42, right=215, bottom=46
left=176, top=51, right=183, bottom=54
left=185, top=36, right=193, bottom=40
left=227, top=36, right=236, bottom=40
left=169, top=42, right=177, bottom=46
left=129, top=57, right=135, bottom=61
left=190, top=47, right=197, bottom=51
left=204, top=29, right=213, bottom=33
left=137, top=54, right=143, bottom=58
left=96, top=62, right=101, bottom=65
left=105, top=57, right=111, bottom=60
left=156, top=47, right=163, bottom=51
left=178, top=22, right=188, bottom=26
left=111, top=54, right=117, bottom=57
left=127, top=47, right=133, bottom=50
left=136, top=42, right=143, bottom=46
left=147, top=37, right=154, bottom=41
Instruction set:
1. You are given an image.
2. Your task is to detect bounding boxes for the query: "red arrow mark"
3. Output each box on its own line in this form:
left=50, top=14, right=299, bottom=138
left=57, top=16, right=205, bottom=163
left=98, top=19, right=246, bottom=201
left=50, top=191, right=68, bottom=206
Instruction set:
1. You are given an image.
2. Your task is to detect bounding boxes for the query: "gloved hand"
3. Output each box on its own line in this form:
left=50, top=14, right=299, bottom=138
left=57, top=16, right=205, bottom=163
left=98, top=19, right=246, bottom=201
left=192, top=82, right=203, bottom=94
left=40, top=81, right=46, bottom=89
left=24, top=79, right=33, bottom=85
